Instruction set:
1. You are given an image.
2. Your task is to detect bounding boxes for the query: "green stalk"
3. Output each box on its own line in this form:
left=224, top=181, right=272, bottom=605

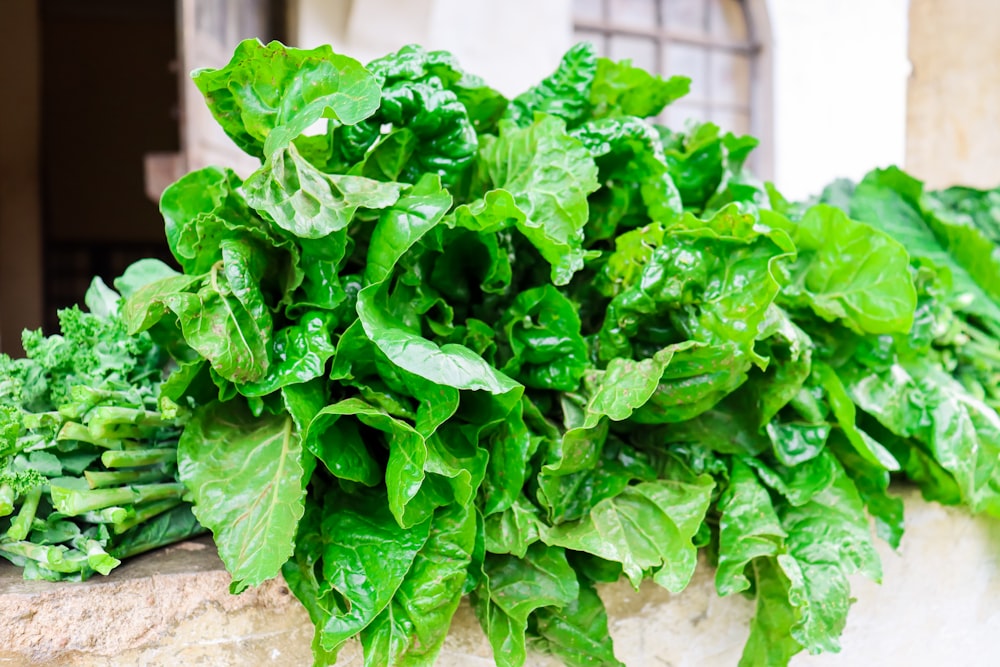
left=87, top=407, right=167, bottom=441
left=50, top=482, right=186, bottom=516
left=81, top=506, right=132, bottom=524
left=111, top=499, right=182, bottom=534
left=57, top=421, right=122, bottom=449
left=100, top=448, right=176, bottom=469
left=70, top=536, right=121, bottom=575
left=85, top=466, right=169, bottom=488
left=0, top=484, right=14, bottom=517
left=6, top=487, right=42, bottom=541
left=0, top=541, right=88, bottom=574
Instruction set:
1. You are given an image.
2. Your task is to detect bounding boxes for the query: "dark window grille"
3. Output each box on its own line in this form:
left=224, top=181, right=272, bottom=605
left=573, top=0, right=766, bottom=144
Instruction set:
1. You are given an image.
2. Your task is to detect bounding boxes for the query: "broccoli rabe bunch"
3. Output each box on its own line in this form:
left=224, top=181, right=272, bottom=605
left=0, top=279, right=204, bottom=581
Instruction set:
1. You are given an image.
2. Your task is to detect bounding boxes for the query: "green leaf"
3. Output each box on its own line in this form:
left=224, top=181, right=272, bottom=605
left=481, top=398, right=539, bottom=516
left=850, top=167, right=1000, bottom=330
left=367, top=44, right=508, bottom=134
left=357, top=282, right=522, bottom=396
left=360, top=503, right=476, bottom=667
left=364, top=174, right=453, bottom=284
left=766, top=205, right=917, bottom=334
left=739, top=558, right=804, bottom=667
left=239, top=311, right=336, bottom=397
left=499, top=285, right=588, bottom=391
left=536, top=437, right=657, bottom=524
left=543, top=477, right=713, bottom=589
left=472, top=543, right=579, bottom=667
left=245, top=142, right=406, bottom=239
left=315, top=490, right=433, bottom=652
left=114, top=258, right=181, bottom=299
left=715, top=459, right=785, bottom=597
left=306, top=398, right=425, bottom=525
left=159, top=167, right=282, bottom=275
left=778, top=460, right=882, bottom=652
left=484, top=495, right=548, bottom=558
left=192, top=39, right=380, bottom=159
left=178, top=400, right=306, bottom=593
left=477, top=115, right=601, bottom=285
left=590, top=56, right=689, bottom=120
left=505, top=42, right=596, bottom=128
left=813, top=362, right=899, bottom=470
left=531, top=579, right=624, bottom=667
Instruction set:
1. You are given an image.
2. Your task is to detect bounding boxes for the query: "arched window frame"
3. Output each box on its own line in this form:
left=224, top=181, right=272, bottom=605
left=573, top=0, right=773, bottom=178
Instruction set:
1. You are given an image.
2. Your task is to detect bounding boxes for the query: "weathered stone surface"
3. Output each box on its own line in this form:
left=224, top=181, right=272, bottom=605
left=3, top=487, right=1000, bottom=666
left=907, top=0, right=1000, bottom=188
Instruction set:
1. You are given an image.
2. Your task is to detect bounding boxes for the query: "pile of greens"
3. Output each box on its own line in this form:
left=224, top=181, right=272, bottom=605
left=6, top=37, right=1000, bottom=667
left=0, top=279, right=204, bottom=581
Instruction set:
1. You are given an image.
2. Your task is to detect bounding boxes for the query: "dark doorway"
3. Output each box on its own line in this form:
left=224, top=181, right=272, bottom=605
left=39, top=0, right=180, bottom=332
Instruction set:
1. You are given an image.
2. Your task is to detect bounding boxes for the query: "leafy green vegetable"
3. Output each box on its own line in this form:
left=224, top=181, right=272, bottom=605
left=0, top=281, right=205, bottom=581
left=16, top=36, right=1000, bottom=667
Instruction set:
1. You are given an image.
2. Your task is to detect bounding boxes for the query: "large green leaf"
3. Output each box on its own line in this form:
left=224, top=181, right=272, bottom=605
left=192, top=39, right=380, bottom=158
left=477, top=115, right=601, bottom=285
left=472, top=543, right=579, bottom=667
left=715, top=459, right=785, bottom=597
left=531, top=580, right=624, bottom=667
left=543, top=477, right=713, bottom=589
left=316, top=490, right=433, bottom=652
left=360, top=504, right=476, bottom=667
left=767, top=205, right=916, bottom=334
left=245, top=142, right=406, bottom=239
left=178, top=400, right=306, bottom=593
left=850, top=167, right=1000, bottom=330
left=364, top=174, right=452, bottom=284
left=589, top=56, right=689, bottom=120
left=357, top=282, right=522, bottom=396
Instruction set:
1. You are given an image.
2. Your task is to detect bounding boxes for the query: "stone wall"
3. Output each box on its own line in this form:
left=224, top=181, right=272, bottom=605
left=907, top=0, right=1000, bottom=189
left=4, top=487, right=1000, bottom=666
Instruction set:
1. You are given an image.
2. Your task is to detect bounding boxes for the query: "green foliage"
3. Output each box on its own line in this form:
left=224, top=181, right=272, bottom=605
left=0, top=280, right=205, bottom=581
left=10, top=36, right=1000, bottom=667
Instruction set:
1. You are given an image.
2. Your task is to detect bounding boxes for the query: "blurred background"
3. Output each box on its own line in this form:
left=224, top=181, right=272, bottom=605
left=0, top=0, right=992, bottom=354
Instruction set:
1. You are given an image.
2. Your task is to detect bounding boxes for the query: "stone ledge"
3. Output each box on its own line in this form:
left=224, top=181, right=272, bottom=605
left=3, top=487, right=1000, bottom=666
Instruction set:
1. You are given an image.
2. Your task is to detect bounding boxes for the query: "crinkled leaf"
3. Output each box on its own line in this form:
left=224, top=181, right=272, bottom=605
left=505, top=42, right=596, bottom=128
left=192, top=39, right=380, bottom=158
left=245, top=142, right=406, bottom=239
left=471, top=543, right=579, bottom=667
left=590, top=56, right=689, bottom=120
left=499, top=285, right=588, bottom=391
left=715, top=459, right=785, bottom=597
left=766, top=205, right=916, bottom=334
left=177, top=400, right=306, bottom=593
left=543, top=477, right=713, bottom=589
left=484, top=495, right=548, bottom=558
left=360, top=503, right=476, bottom=667
left=478, top=115, right=601, bottom=284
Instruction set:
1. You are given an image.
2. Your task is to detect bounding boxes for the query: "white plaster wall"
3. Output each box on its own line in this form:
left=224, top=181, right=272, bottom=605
left=766, top=0, right=910, bottom=200
left=291, top=0, right=573, bottom=98
left=290, top=1, right=910, bottom=201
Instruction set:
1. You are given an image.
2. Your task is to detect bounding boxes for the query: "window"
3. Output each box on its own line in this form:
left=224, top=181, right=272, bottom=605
left=573, top=0, right=771, bottom=174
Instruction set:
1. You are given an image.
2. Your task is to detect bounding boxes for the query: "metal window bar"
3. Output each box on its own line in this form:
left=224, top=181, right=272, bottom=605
left=573, top=0, right=762, bottom=140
